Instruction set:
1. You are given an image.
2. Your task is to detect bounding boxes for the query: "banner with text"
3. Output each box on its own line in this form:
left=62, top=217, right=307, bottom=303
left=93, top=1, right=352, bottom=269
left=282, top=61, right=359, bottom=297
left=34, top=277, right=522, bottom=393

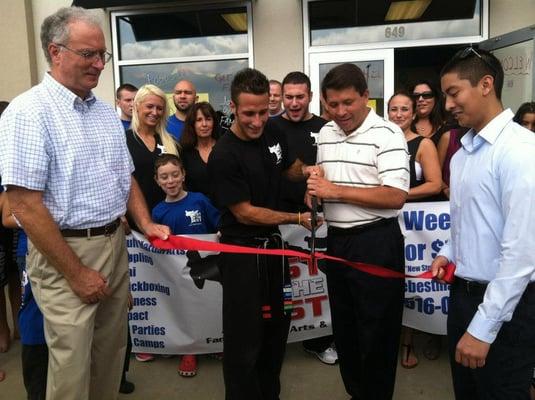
left=128, top=202, right=450, bottom=354
left=128, top=224, right=331, bottom=355
left=398, top=202, right=451, bottom=335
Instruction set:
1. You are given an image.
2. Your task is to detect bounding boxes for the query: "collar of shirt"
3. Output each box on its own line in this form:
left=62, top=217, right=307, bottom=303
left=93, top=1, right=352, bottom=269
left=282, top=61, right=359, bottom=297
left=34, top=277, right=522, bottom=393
left=332, top=107, right=380, bottom=138
left=43, top=73, right=96, bottom=112
left=461, top=108, right=514, bottom=153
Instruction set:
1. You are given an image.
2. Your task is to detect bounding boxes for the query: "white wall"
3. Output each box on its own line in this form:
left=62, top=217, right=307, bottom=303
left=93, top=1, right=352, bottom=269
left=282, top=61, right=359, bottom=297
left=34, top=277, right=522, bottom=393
left=252, top=0, right=303, bottom=81
left=489, top=0, right=535, bottom=37
left=0, top=0, right=37, bottom=101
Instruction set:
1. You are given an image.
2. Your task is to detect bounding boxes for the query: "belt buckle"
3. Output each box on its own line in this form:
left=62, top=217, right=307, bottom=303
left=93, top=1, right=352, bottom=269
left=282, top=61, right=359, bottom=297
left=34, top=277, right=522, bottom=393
left=465, top=280, right=472, bottom=295
left=104, top=221, right=115, bottom=236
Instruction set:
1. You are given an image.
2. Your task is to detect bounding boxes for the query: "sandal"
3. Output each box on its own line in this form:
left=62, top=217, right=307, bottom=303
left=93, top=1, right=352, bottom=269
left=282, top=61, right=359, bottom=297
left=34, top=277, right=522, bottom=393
left=400, top=344, right=418, bottom=369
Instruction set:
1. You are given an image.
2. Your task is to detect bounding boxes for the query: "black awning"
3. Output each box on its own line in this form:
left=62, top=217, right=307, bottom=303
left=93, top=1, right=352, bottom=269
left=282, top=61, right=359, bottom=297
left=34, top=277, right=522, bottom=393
left=71, top=1, right=174, bottom=8
left=309, top=0, right=478, bottom=29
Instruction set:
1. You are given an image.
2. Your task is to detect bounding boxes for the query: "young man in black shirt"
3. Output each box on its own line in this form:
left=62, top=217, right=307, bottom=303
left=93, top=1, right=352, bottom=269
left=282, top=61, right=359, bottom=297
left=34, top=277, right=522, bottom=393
left=208, top=68, right=317, bottom=400
left=269, top=72, right=337, bottom=365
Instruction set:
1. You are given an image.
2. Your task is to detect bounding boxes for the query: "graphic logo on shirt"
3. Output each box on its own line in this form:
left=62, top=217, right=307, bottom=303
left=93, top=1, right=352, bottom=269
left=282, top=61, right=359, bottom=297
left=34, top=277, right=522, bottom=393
left=310, top=131, right=320, bottom=146
left=268, top=143, right=283, bottom=165
left=185, top=209, right=202, bottom=225
left=156, top=144, right=166, bottom=154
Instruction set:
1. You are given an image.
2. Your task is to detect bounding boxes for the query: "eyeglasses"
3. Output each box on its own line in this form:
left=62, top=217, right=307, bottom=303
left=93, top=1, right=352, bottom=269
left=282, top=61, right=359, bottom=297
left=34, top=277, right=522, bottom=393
left=456, top=47, right=499, bottom=76
left=411, top=92, right=435, bottom=100
left=55, top=43, right=112, bottom=64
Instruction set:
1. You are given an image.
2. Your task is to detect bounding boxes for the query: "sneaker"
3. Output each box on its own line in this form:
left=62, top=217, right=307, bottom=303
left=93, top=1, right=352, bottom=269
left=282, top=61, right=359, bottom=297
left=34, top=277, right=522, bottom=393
left=135, top=353, right=155, bottom=362
left=178, top=354, right=197, bottom=377
left=305, top=346, right=338, bottom=365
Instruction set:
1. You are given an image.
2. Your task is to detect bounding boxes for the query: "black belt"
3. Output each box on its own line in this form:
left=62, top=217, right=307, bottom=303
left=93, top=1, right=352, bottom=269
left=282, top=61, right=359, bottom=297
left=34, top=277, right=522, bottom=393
left=455, top=277, right=535, bottom=297
left=328, top=217, right=396, bottom=236
left=221, top=233, right=281, bottom=248
left=454, top=277, right=488, bottom=296
left=61, top=219, right=121, bottom=238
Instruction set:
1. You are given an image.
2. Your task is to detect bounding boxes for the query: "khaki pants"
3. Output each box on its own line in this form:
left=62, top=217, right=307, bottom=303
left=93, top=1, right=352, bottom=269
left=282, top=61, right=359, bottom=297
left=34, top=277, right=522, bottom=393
left=28, top=226, right=129, bottom=400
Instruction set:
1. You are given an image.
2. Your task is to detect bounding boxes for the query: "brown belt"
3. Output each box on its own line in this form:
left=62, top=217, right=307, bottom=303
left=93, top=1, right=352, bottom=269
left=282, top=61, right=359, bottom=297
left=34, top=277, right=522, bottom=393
left=61, top=219, right=121, bottom=238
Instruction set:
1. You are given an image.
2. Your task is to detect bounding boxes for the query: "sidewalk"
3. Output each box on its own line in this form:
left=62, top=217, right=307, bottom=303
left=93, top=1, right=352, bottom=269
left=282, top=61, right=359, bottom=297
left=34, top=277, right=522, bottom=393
left=1, top=333, right=453, bottom=399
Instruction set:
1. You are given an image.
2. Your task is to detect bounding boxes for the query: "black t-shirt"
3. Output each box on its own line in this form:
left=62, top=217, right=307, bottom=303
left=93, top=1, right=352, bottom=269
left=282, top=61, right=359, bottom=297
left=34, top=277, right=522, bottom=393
left=208, top=125, right=294, bottom=238
left=182, top=147, right=212, bottom=198
left=126, top=130, right=178, bottom=228
left=269, top=115, right=327, bottom=212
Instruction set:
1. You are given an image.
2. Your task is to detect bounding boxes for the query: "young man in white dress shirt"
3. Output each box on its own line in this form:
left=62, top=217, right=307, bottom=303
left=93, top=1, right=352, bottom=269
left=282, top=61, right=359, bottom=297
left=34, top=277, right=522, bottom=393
left=433, top=47, right=535, bottom=399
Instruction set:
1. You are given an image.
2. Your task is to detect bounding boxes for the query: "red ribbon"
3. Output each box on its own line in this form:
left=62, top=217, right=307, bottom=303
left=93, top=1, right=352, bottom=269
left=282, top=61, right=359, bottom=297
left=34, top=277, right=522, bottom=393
left=150, top=235, right=455, bottom=283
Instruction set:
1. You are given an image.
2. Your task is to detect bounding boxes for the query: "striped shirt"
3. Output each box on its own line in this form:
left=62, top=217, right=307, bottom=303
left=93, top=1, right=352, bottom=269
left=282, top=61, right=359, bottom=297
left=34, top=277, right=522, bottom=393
left=317, top=108, right=409, bottom=228
left=0, top=73, right=134, bottom=229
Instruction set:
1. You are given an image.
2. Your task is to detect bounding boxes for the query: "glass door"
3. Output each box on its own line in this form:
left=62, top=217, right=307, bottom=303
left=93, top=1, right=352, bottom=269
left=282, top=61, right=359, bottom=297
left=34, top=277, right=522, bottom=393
left=309, top=49, right=395, bottom=117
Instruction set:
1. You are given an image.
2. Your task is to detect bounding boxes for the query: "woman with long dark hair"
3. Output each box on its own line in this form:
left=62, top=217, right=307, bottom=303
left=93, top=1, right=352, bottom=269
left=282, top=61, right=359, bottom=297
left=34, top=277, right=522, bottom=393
left=410, top=80, right=450, bottom=146
left=514, top=102, right=535, bottom=132
left=179, top=102, right=219, bottom=197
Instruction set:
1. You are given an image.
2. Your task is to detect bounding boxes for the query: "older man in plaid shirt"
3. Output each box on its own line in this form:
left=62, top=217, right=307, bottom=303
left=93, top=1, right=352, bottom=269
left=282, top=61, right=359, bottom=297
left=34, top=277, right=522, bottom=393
left=0, top=7, right=169, bottom=400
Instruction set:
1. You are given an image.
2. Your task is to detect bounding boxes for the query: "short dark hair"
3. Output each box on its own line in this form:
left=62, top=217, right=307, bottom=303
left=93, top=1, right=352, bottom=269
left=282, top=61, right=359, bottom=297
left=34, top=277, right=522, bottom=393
left=231, top=68, right=269, bottom=105
left=441, top=47, right=504, bottom=100
left=180, top=102, right=218, bottom=150
left=514, top=102, right=535, bottom=124
left=154, top=153, right=183, bottom=175
left=282, top=71, right=311, bottom=92
left=116, top=83, right=138, bottom=99
left=321, top=63, right=367, bottom=100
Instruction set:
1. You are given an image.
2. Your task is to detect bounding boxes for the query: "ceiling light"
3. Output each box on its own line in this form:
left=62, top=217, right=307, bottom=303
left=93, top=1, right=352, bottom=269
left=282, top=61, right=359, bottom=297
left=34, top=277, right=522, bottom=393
left=222, top=13, right=247, bottom=32
left=385, top=0, right=432, bottom=21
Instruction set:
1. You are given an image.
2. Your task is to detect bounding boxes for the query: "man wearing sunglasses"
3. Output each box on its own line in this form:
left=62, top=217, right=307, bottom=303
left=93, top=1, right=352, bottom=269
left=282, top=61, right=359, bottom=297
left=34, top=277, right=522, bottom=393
left=433, top=48, right=535, bottom=399
left=0, top=7, right=169, bottom=400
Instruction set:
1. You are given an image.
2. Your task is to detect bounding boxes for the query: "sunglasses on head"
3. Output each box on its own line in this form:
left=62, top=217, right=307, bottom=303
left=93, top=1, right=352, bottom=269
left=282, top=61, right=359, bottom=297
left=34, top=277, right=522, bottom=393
left=411, top=92, right=434, bottom=100
left=456, top=47, right=499, bottom=76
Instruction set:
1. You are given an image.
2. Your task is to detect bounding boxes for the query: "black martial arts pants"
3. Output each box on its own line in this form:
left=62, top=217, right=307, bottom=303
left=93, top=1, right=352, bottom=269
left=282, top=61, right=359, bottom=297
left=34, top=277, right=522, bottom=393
left=219, top=235, right=291, bottom=400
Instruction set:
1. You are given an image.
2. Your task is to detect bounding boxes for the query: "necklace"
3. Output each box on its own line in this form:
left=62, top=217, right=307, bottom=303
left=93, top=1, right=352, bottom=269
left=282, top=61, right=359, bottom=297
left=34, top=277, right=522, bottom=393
left=416, top=123, right=432, bottom=136
left=135, top=131, right=156, bottom=151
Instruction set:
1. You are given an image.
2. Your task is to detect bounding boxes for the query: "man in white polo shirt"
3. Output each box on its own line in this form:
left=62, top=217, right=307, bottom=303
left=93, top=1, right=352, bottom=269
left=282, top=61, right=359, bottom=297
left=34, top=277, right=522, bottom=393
left=307, top=63, right=409, bottom=400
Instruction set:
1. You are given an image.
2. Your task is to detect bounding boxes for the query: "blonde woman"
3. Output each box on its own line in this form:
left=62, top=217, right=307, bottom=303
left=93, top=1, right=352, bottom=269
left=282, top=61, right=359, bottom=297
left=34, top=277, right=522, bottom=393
left=126, top=84, right=180, bottom=221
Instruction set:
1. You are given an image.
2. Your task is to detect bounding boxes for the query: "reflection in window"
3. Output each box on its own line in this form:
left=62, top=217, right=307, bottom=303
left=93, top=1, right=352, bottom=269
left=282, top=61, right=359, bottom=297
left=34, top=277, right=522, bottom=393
left=117, top=7, right=248, bottom=60
left=319, top=61, right=385, bottom=116
left=308, top=0, right=481, bottom=46
left=120, top=59, right=248, bottom=115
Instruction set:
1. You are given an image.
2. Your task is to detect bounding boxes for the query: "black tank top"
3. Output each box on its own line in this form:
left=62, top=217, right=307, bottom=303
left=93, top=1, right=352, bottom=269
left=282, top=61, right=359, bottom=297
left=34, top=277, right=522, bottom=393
left=407, top=135, right=425, bottom=189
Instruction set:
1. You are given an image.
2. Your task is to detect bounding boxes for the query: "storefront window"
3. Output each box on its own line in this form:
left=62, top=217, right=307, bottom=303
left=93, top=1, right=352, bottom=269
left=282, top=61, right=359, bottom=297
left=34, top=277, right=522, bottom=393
left=307, top=0, right=483, bottom=47
left=112, top=4, right=251, bottom=114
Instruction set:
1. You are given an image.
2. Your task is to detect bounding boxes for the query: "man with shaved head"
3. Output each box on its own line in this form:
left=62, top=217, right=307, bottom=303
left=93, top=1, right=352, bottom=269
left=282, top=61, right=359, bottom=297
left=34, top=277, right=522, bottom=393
left=167, top=79, right=198, bottom=141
